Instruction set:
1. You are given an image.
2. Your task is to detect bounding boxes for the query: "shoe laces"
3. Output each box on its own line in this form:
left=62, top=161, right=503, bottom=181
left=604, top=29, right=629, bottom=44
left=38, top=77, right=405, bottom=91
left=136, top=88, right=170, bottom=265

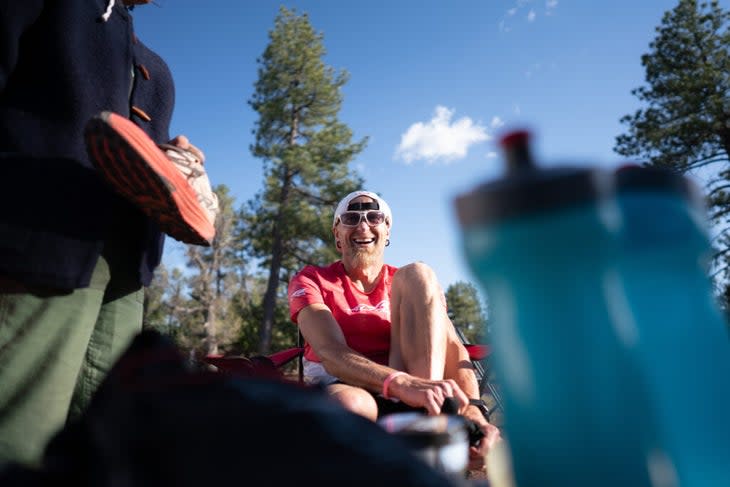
left=158, top=144, right=206, bottom=179
left=158, top=143, right=220, bottom=225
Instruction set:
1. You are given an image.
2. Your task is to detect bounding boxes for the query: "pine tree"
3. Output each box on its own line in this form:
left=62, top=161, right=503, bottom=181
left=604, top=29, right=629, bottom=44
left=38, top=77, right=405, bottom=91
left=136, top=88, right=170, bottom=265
left=615, top=0, right=730, bottom=278
left=445, top=281, right=489, bottom=344
left=245, top=7, right=366, bottom=353
left=143, top=263, right=170, bottom=331
left=184, top=185, right=244, bottom=356
left=143, top=266, right=188, bottom=344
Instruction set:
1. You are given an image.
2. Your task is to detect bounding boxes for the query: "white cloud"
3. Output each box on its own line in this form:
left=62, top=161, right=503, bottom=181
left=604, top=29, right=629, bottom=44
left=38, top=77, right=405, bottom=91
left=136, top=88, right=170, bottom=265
left=491, top=116, right=504, bottom=129
left=501, top=0, right=558, bottom=29
left=395, top=106, right=489, bottom=164
left=486, top=151, right=498, bottom=159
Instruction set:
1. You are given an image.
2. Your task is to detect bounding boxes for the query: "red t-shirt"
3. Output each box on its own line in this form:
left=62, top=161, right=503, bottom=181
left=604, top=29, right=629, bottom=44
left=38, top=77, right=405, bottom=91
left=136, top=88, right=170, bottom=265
left=288, top=261, right=398, bottom=365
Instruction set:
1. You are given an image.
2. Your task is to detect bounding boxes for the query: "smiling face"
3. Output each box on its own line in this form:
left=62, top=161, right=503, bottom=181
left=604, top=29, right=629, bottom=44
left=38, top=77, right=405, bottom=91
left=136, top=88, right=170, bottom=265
left=333, top=195, right=391, bottom=269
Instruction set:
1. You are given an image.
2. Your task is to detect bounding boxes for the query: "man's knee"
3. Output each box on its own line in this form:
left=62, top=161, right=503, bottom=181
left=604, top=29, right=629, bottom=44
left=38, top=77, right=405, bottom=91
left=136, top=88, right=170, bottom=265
left=393, top=262, right=445, bottom=305
left=394, top=261, right=434, bottom=281
left=328, top=385, right=378, bottom=421
left=393, top=262, right=439, bottom=293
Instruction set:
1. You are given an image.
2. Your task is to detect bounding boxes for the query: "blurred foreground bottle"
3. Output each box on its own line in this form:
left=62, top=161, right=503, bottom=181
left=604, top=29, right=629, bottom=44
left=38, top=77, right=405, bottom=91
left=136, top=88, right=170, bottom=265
left=614, top=166, right=730, bottom=487
left=453, top=131, right=658, bottom=487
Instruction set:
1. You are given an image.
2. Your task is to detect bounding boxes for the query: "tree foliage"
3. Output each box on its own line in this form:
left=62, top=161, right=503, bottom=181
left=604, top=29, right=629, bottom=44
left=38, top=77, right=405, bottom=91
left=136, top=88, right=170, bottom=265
left=144, top=266, right=188, bottom=344
left=245, top=7, right=366, bottom=353
left=183, top=185, right=244, bottom=357
left=143, top=263, right=171, bottom=331
left=615, top=0, right=730, bottom=278
left=143, top=186, right=251, bottom=361
left=445, top=281, right=489, bottom=344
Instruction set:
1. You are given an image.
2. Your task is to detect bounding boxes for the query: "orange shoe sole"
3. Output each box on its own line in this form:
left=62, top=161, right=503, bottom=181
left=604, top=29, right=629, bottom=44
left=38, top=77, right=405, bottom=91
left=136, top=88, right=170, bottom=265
left=85, top=111, right=214, bottom=246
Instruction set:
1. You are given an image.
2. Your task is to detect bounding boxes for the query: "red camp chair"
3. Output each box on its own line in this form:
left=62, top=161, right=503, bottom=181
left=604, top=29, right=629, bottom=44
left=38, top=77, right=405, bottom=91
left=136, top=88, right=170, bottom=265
left=204, top=330, right=503, bottom=419
left=455, top=332, right=504, bottom=419
left=204, top=330, right=306, bottom=381
left=204, top=347, right=304, bottom=373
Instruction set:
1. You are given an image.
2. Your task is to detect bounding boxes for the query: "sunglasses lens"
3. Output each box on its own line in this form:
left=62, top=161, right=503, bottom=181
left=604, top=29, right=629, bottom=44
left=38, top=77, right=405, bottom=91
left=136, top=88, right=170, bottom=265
left=340, top=212, right=362, bottom=226
left=366, top=211, right=385, bottom=225
left=339, top=210, right=385, bottom=227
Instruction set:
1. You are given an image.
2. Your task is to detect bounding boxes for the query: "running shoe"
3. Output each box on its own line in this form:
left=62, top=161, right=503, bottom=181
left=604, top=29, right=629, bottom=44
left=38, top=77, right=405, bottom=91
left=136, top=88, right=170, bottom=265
left=84, top=111, right=216, bottom=246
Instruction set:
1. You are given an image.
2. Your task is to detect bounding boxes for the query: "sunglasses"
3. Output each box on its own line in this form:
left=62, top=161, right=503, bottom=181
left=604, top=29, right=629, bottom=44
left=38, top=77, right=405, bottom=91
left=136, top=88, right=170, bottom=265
left=338, top=210, right=386, bottom=227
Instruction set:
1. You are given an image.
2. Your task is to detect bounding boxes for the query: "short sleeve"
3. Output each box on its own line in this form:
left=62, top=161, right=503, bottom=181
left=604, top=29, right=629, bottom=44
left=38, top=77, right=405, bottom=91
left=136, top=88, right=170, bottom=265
left=288, top=266, right=325, bottom=323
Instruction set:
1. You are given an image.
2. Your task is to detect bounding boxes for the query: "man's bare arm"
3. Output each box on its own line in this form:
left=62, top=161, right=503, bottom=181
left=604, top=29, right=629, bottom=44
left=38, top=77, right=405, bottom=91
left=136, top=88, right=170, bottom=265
left=297, top=304, right=393, bottom=392
left=298, top=304, right=469, bottom=415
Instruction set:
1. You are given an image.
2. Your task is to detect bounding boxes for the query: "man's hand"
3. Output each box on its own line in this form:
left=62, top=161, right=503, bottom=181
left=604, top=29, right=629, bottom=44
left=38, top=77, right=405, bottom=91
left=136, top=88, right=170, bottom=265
left=462, top=404, right=501, bottom=471
left=386, top=373, right=469, bottom=416
left=168, top=135, right=205, bottom=164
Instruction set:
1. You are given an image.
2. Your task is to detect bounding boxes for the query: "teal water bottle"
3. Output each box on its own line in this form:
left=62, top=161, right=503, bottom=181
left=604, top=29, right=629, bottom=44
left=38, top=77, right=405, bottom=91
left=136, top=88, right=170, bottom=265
left=453, top=131, right=658, bottom=487
left=615, top=166, right=730, bottom=487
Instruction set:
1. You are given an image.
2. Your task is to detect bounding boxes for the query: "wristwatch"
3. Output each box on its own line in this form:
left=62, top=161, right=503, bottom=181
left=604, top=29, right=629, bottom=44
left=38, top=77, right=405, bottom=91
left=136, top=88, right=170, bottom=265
left=468, top=398, right=490, bottom=419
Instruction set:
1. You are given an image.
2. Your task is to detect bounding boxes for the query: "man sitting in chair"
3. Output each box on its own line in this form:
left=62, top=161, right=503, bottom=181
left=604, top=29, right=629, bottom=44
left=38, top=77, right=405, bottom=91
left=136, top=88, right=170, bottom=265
left=288, top=190, right=501, bottom=471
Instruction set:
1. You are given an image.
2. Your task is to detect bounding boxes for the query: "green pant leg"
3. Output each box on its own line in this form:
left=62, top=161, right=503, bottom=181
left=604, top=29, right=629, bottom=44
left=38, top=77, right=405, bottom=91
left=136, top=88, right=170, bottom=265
left=0, top=222, right=147, bottom=466
left=67, top=230, right=145, bottom=422
left=0, top=284, right=105, bottom=466
left=67, top=284, right=143, bottom=421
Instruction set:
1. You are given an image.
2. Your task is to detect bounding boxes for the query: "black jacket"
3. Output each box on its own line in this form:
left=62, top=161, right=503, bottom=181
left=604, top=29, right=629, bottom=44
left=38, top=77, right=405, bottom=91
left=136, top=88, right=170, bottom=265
left=0, top=0, right=174, bottom=288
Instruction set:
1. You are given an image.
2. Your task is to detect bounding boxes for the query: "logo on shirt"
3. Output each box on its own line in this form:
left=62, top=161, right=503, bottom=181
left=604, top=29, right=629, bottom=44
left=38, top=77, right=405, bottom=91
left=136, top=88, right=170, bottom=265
left=290, top=288, right=307, bottom=298
left=351, top=300, right=390, bottom=314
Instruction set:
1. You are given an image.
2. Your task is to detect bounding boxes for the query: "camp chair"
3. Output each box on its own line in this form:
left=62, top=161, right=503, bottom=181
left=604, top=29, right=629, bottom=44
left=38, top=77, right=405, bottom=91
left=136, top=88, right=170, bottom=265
left=453, top=327, right=504, bottom=420
left=204, top=329, right=502, bottom=418
left=203, top=330, right=305, bottom=381
left=204, top=344, right=304, bottom=382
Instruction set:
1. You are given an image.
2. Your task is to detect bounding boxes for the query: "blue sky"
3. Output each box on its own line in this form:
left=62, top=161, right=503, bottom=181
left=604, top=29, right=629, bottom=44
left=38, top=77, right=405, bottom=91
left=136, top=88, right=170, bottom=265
left=132, top=0, right=703, bottom=291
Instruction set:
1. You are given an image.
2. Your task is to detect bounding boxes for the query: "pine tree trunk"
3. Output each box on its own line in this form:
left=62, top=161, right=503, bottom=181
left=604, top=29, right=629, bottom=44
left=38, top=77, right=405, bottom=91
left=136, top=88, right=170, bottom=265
left=258, top=172, right=292, bottom=354
left=258, top=241, right=283, bottom=354
left=204, top=281, right=219, bottom=357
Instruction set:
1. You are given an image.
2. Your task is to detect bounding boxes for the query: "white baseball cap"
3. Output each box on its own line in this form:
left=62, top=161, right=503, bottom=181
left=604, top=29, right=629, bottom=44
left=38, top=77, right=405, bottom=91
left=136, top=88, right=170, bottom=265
left=332, top=190, right=392, bottom=229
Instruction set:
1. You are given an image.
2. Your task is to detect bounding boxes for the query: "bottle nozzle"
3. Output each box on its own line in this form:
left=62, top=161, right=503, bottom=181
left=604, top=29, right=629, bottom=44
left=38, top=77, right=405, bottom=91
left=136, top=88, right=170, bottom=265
left=500, top=130, right=534, bottom=173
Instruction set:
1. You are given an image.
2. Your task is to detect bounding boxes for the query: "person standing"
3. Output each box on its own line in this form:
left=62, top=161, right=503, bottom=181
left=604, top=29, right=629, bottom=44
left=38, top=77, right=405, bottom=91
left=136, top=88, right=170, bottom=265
left=0, top=0, right=208, bottom=466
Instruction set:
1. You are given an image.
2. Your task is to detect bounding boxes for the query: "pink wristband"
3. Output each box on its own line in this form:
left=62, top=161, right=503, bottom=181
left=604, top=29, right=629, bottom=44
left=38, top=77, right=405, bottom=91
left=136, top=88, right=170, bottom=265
left=382, top=371, right=406, bottom=400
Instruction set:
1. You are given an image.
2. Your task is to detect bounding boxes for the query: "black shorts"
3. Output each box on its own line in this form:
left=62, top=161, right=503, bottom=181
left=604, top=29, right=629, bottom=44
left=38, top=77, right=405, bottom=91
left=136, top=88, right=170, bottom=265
left=329, top=380, right=426, bottom=417
left=374, top=394, right=427, bottom=418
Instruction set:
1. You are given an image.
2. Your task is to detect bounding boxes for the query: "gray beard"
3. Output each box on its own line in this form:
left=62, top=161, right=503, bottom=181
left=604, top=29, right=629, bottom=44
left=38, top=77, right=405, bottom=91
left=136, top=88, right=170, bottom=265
left=348, top=247, right=380, bottom=268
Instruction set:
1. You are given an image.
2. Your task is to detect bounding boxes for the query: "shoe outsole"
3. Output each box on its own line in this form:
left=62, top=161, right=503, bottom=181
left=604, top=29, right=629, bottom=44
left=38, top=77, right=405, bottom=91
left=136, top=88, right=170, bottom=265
left=85, top=111, right=214, bottom=246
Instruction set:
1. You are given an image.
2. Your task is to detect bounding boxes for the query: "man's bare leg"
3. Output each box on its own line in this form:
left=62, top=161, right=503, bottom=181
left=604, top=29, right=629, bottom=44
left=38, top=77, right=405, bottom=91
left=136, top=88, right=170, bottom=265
left=391, top=263, right=479, bottom=395
left=326, top=262, right=477, bottom=420
left=389, top=262, right=451, bottom=379
left=327, top=383, right=378, bottom=421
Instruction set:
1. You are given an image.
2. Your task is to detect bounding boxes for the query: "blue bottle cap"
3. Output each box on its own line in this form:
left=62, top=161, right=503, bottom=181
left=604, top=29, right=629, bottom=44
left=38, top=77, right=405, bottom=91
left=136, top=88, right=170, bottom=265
left=614, top=164, right=703, bottom=205
left=455, top=130, right=610, bottom=228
